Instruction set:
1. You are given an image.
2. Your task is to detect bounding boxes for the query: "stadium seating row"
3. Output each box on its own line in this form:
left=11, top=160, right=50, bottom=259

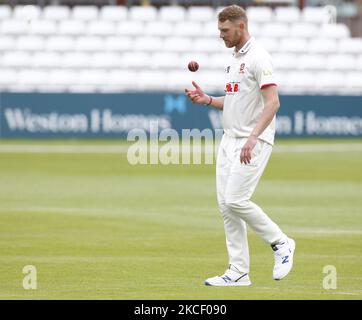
left=1, top=35, right=361, bottom=53
left=0, top=4, right=360, bottom=94
left=0, top=5, right=333, bottom=23
left=1, top=52, right=361, bottom=70
left=0, top=20, right=350, bottom=39
left=1, top=69, right=361, bottom=95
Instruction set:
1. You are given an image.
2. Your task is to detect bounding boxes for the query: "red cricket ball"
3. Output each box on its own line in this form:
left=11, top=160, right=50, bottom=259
left=188, top=61, right=199, bottom=72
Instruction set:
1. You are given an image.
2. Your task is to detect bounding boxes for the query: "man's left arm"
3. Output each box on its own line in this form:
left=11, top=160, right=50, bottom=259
left=240, top=85, right=280, bottom=164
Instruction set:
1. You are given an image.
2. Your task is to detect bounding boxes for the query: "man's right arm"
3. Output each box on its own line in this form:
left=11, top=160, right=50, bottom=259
left=206, top=96, right=224, bottom=111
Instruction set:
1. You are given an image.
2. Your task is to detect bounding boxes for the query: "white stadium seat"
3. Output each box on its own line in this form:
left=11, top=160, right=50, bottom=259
left=203, top=21, right=219, bottom=37
left=91, top=53, right=122, bottom=69
left=0, top=20, right=29, bottom=35
left=167, top=71, right=194, bottom=91
left=117, top=21, right=144, bottom=36
left=159, top=6, right=186, bottom=22
left=346, top=72, right=362, bottom=92
left=316, top=71, right=344, bottom=92
left=318, top=23, right=351, bottom=39
left=71, top=6, right=99, bottom=21
left=35, top=84, right=67, bottom=93
left=150, top=52, right=181, bottom=69
left=0, top=69, right=18, bottom=88
left=32, top=52, right=62, bottom=68
left=308, top=38, right=337, bottom=53
left=2, top=51, right=32, bottom=68
left=61, top=53, right=92, bottom=69
left=174, top=21, right=203, bottom=37
left=207, top=53, right=232, bottom=70
left=42, top=6, right=71, bottom=20
left=338, top=38, right=362, bottom=54
left=274, top=7, right=301, bottom=23
left=138, top=71, right=168, bottom=91
left=0, top=36, right=16, bottom=51
left=13, top=5, right=41, bottom=20
left=284, top=71, right=317, bottom=92
left=289, top=23, right=320, bottom=38
left=18, top=69, right=49, bottom=86
left=248, top=22, right=261, bottom=37
left=246, top=6, right=273, bottom=23
left=87, top=21, right=116, bottom=36
left=99, top=6, right=128, bottom=21
left=15, top=36, right=45, bottom=51
left=134, top=36, right=164, bottom=52
left=302, top=6, right=330, bottom=23
left=197, top=70, right=225, bottom=93
left=163, top=37, right=193, bottom=53
left=192, top=38, right=224, bottom=53
left=48, top=69, right=79, bottom=87
left=104, top=36, right=133, bottom=52
left=75, top=36, right=105, bottom=52
left=273, top=53, right=298, bottom=70
left=120, top=52, right=151, bottom=68
left=257, top=38, right=279, bottom=53
left=59, top=20, right=87, bottom=36
left=0, top=5, right=12, bottom=20
left=261, top=23, right=289, bottom=38
left=107, top=70, right=138, bottom=91
left=356, top=55, right=362, bottom=70
left=187, top=6, right=215, bottom=22
left=45, top=36, right=75, bottom=52
left=298, top=54, right=326, bottom=70
left=274, top=71, right=289, bottom=90
left=325, top=54, right=356, bottom=71
left=29, top=20, right=58, bottom=35
left=129, top=6, right=157, bottom=21
left=77, top=70, right=109, bottom=86
left=279, top=38, right=308, bottom=53
left=145, top=21, right=174, bottom=37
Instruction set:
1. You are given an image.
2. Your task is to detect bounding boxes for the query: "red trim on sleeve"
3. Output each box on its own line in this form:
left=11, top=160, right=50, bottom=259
left=261, top=83, right=277, bottom=89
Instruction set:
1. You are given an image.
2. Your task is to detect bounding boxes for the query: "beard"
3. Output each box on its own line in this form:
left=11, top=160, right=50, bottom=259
left=223, top=39, right=235, bottom=48
left=223, top=32, right=239, bottom=48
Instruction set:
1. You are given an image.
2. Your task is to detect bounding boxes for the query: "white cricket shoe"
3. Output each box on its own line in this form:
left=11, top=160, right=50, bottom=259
left=205, top=265, right=251, bottom=286
left=272, top=237, right=296, bottom=280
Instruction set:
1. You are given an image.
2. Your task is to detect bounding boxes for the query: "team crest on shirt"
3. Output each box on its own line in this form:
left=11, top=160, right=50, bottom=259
left=239, top=63, right=245, bottom=73
left=225, top=66, right=231, bottom=73
left=225, top=81, right=240, bottom=94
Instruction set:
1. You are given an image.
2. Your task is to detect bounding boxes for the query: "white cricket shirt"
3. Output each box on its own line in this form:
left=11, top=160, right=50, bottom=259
left=222, top=37, right=277, bottom=145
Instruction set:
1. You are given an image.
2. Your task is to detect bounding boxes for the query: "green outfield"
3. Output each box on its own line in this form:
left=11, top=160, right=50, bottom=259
left=0, top=139, right=361, bottom=299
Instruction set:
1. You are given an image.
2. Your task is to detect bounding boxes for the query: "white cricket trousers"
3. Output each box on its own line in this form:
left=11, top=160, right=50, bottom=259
left=216, top=134, right=287, bottom=274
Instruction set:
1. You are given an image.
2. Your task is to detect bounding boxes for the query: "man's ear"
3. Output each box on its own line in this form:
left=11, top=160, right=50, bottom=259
left=238, top=20, right=245, bottom=31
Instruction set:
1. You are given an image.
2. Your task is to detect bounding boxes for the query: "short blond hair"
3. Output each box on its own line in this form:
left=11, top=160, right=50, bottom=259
left=218, top=5, right=248, bottom=24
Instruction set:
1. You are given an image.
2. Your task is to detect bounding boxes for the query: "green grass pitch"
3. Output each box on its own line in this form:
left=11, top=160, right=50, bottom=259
left=0, top=139, right=361, bottom=299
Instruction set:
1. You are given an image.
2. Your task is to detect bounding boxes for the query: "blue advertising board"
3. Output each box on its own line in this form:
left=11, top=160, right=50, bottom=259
left=0, top=92, right=361, bottom=138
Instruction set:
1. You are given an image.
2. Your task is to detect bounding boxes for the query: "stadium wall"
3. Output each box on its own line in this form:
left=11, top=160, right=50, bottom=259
left=0, top=92, right=361, bottom=138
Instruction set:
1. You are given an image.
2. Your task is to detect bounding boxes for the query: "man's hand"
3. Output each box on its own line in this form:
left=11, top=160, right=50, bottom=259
left=185, top=81, right=210, bottom=105
left=240, top=135, right=258, bottom=165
